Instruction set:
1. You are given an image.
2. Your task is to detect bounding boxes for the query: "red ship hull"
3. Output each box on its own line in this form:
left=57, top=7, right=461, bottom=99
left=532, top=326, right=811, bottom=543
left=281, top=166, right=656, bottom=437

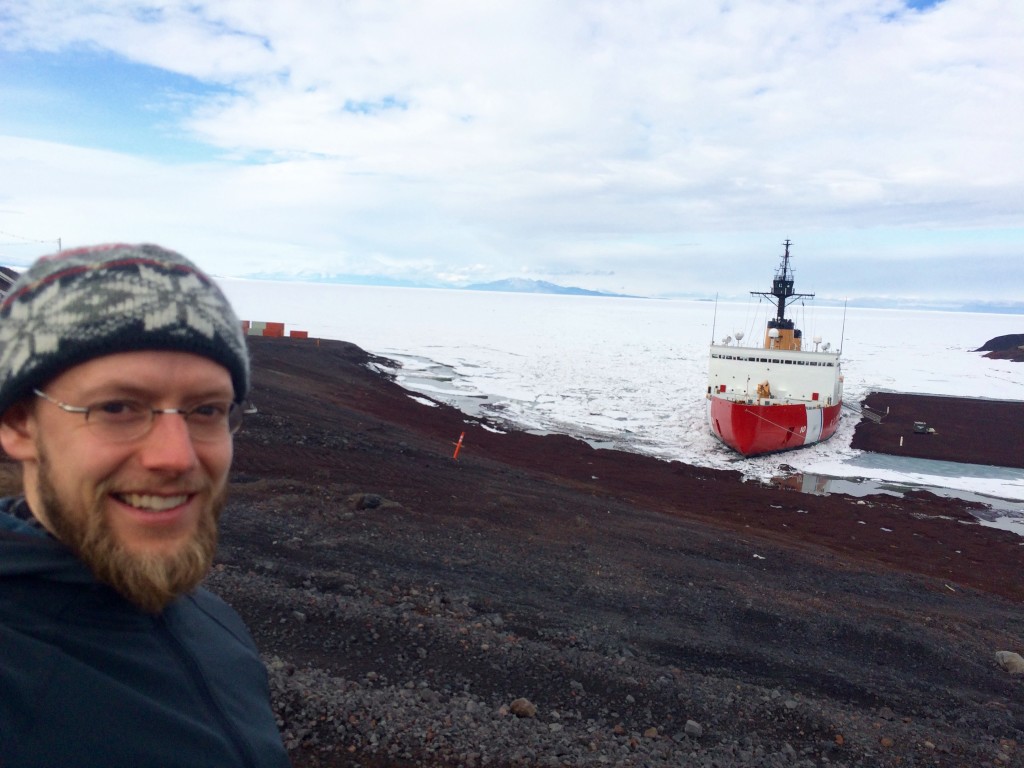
left=707, top=395, right=842, bottom=457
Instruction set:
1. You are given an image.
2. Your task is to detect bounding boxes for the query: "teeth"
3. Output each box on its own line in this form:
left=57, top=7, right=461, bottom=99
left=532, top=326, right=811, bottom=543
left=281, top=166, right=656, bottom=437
left=118, top=493, right=189, bottom=511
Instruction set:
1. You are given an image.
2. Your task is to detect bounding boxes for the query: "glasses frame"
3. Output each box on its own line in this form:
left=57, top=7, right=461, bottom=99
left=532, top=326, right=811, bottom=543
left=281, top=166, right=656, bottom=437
left=32, top=388, right=251, bottom=443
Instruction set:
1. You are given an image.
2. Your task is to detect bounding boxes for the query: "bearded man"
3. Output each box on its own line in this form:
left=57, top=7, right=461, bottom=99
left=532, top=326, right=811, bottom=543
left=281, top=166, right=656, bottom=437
left=0, top=244, right=289, bottom=767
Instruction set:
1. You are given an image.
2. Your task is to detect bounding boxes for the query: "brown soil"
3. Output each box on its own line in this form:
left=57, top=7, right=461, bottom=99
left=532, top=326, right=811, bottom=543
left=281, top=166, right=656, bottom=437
left=213, top=337, right=1024, bottom=767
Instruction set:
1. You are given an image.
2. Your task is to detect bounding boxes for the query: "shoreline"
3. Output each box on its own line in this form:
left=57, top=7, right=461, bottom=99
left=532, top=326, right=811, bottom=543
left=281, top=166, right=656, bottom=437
left=232, top=337, right=1024, bottom=602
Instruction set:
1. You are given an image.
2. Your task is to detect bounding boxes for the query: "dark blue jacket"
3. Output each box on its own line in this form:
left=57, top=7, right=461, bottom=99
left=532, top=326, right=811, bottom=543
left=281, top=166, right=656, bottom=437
left=0, top=498, right=290, bottom=767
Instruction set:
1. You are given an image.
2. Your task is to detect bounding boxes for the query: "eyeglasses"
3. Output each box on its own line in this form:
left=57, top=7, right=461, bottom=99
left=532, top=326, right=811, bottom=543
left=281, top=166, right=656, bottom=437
left=33, top=389, right=252, bottom=443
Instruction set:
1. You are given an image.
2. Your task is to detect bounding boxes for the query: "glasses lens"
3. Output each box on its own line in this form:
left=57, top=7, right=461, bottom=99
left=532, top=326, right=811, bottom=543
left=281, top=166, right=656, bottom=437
left=87, top=401, right=151, bottom=442
left=185, top=402, right=240, bottom=442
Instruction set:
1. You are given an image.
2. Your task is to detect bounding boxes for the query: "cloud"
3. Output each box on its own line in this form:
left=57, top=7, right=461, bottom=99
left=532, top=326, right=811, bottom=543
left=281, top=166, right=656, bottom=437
left=0, top=0, right=1022, bottom=303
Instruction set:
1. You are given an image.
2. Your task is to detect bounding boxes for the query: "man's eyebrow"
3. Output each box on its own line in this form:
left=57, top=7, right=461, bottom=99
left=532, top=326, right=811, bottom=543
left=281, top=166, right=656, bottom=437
left=71, top=384, right=234, bottom=402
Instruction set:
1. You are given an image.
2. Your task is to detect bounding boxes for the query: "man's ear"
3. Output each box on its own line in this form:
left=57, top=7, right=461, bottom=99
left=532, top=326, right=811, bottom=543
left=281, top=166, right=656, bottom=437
left=0, top=401, right=39, bottom=462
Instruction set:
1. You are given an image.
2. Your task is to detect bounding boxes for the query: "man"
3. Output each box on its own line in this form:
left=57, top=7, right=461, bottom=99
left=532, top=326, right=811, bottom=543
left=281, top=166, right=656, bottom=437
left=0, top=244, right=290, bottom=767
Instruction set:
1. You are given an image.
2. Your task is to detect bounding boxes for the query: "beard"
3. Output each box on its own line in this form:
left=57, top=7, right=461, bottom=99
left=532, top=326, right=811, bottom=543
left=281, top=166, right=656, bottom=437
left=36, top=447, right=224, bottom=614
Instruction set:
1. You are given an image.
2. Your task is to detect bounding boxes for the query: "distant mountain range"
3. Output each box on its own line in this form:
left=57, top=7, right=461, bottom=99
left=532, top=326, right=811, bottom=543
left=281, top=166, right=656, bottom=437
left=229, top=270, right=1024, bottom=313
left=463, top=278, right=638, bottom=298
left=237, top=272, right=638, bottom=297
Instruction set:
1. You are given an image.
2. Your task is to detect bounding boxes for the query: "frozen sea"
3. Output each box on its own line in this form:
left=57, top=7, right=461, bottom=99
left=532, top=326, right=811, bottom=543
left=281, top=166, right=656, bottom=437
left=220, top=279, right=1024, bottom=532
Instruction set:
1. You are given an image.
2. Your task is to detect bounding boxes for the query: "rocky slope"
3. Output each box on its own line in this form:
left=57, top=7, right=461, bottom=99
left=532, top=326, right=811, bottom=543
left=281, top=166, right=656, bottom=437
left=210, top=337, right=1024, bottom=768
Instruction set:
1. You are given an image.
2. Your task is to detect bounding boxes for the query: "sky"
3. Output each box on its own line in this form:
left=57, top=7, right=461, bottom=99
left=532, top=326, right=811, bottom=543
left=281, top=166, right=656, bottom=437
left=1, top=0, right=1022, bottom=308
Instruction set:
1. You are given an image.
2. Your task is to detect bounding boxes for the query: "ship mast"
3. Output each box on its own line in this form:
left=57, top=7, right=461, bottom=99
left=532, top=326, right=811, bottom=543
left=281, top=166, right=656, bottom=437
left=751, top=239, right=814, bottom=325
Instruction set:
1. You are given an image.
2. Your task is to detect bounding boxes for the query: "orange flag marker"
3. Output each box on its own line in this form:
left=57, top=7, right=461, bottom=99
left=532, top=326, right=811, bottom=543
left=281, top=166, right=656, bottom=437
left=452, top=431, right=466, bottom=460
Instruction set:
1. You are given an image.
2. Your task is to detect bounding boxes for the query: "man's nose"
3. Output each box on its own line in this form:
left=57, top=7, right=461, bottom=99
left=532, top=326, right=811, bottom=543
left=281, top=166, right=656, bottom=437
left=137, top=412, right=199, bottom=472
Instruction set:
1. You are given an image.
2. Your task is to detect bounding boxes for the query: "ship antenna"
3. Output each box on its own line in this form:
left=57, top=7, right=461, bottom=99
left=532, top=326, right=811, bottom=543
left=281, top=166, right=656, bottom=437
left=750, top=239, right=814, bottom=324
left=710, top=293, right=719, bottom=344
left=839, top=298, right=848, bottom=355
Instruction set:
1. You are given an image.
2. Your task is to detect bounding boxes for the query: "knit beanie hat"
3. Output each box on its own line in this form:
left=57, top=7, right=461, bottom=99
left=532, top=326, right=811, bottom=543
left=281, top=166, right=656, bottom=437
left=0, top=243, right=249, bottom=416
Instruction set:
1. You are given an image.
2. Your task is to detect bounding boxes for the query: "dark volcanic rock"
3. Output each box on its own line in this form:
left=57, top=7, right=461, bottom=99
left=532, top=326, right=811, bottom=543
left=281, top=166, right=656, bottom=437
left=211, top=337, right=1024, bottom=768
left=975, top=333, right=1024, bottom=362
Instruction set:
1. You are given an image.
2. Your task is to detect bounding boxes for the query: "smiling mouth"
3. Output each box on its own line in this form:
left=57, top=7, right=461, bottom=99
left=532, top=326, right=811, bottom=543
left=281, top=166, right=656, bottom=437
left=114, top=493, right=191, bottom=511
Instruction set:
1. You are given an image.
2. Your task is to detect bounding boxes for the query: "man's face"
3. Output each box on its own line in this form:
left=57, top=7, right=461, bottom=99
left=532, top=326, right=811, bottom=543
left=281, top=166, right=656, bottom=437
left=6, top=350, right=235, bottom=612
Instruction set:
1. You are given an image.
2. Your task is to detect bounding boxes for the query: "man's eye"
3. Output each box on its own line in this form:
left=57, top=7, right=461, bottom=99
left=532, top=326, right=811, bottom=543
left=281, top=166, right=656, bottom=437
left=93, top=401, right=145, bottom=420
left=191, top=403, right=229, bottom=420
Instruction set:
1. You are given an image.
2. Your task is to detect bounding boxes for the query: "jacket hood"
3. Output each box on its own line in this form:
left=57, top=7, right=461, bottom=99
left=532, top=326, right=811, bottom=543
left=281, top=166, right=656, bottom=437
left=0, top=497, right=93, bottom=581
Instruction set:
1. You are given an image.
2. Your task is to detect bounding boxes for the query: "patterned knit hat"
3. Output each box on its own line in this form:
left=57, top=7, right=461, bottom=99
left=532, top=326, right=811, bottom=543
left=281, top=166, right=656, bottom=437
left=0, top=243, right=249, bottom=416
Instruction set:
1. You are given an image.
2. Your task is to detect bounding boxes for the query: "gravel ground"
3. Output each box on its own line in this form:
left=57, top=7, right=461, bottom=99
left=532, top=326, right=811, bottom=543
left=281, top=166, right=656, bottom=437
left=205, top=337, right=1024, bottom=767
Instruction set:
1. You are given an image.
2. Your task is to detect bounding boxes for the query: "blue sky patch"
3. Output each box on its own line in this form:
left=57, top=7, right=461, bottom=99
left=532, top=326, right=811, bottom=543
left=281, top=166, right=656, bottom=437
left=343, top=95, right=409, bottom=115
left=0, top=48, right=229, bottom=162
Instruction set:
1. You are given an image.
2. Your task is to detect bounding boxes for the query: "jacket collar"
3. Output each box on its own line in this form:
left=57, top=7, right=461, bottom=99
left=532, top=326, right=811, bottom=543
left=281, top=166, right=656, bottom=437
left=0, top=496, right=94, bottom=582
